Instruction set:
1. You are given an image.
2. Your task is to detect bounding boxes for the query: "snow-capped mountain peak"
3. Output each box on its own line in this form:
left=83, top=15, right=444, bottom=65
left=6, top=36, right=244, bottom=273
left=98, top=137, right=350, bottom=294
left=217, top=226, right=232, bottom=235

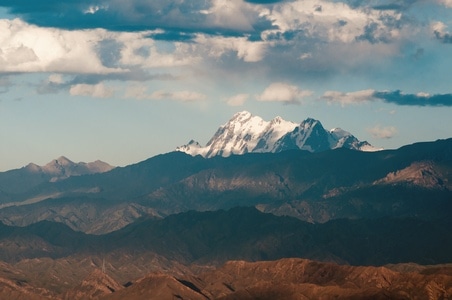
left=230, top=110, right=253, bottom=121
left=270, top=116, right=284, bottom=124
left=175, top=140, right=206, bottom=157
left=177, top=112, right=380, bottom=158
left=329, top=128, right=382, bottom=151
left=203, top=111, right=269, bottom=157
left=330, top=128, right=349, bottom=139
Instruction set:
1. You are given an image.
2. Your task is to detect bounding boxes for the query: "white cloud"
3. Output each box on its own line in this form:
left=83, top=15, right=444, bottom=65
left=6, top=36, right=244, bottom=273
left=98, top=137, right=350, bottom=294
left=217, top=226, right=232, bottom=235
left=119, top=32, right=201, bottom=68
left=0, top=0, right=422, bottom=89
left=0, top=19, right=201, bottom=77
left=241, top=0, right=410, bottom=80
left=204, top=0, right=257, bottom=32
left=69, top=83, right=115, bottom=98
left=437, top=0, right=452, bottom=7
left=431, top=21, right=451, bottom=43
left=48, top=74, right=64, bottom=84
left=226, top=94, right=249, bottom=106
left=124, top=84, right=206, bottom=102
left=0, top=19, right=122, bottom=74
left=0, top=0, right=442, bottom=105
left=431, top=21, right=447, bottom=34
left=299, top=53, right=312, bottom=60
left=261, top=0, right=402, bottom=44
left=368, top=125, right=398, bottom=139
left=84, top=5, right=108, bottom=14
left=149, top=90, right=207, bottom=102
left=416, top=92, right=430, bottom=98
left=124, top=84, right=149, bottom=100
left=321, top=89, right=376, bottom=106
left=195, top=35, right=267, bottom=62
left=256, top=82, right=313, bottom=104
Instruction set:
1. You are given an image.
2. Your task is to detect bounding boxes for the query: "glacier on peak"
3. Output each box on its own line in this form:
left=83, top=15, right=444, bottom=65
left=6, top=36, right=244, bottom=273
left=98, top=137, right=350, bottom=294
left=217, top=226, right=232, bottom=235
left=176, top=111, right=381, bottom=158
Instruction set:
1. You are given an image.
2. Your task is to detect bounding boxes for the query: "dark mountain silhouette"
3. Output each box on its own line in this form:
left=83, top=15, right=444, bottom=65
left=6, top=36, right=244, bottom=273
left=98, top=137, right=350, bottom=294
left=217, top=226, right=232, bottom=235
left=0, top=207, right=451, bottom=266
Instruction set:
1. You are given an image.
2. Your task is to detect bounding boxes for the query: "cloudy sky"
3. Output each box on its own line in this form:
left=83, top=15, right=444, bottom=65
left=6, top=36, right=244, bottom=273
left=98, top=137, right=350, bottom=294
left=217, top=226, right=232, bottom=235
left=0, top=0, right=451, bottom=170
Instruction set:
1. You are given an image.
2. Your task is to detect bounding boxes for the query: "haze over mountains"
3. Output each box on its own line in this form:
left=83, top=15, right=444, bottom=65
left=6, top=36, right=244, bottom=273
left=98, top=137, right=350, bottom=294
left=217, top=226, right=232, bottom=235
left=0, top=111, right=451, bottom=298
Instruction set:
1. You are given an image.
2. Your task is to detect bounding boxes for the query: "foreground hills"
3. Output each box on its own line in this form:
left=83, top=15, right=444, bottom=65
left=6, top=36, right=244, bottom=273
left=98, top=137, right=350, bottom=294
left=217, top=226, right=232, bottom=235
left=1, top=255, right=452, bottom=299
left=0, top=208, right=451, bottom=299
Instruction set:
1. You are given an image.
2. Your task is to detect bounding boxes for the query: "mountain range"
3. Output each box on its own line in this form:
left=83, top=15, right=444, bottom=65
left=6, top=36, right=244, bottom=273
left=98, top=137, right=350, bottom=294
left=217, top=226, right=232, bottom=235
left=0, top=111, right=451, bottom=298
left=176, top=111, right=379, bottom=157
left=0, top=156, right=114, bottom=198
left=0, top=137, right=450, bottom=233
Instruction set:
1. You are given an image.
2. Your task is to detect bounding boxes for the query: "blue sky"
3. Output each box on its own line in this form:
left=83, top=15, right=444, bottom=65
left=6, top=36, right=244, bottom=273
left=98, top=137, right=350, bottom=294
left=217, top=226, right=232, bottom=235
left=0, top=0, right=451, bottom=170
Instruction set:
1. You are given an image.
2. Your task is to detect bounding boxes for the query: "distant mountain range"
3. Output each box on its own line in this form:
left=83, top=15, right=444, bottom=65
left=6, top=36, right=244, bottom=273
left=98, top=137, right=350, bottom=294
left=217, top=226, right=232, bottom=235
left=177, top=111, right=379, bottom=157
left=0, top=156, right=114, bottom=197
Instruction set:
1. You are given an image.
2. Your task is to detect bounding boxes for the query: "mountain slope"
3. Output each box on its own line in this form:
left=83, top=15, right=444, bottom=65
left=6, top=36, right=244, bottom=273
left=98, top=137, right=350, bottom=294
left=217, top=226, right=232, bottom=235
left=0, top=261, right=54, bottom=299
left=147, top=139, right=452, bottom=222
left=83, top=258, right=452, bottom=299
left=63, top=269, right=123, bottom=300
left=177, top=111, right=379, bottom=157
left=0, top=151, right=209, bottom=208
left=190, top=258, right=452, bottom=300
left=0, top=197, right=161, bottom=234
left=104, top=273, right=207, bottom=300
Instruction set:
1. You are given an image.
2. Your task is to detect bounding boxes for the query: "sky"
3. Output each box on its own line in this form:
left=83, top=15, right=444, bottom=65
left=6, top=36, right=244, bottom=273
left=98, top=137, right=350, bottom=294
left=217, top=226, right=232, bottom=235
left=0, top=0, right=451, bottom=171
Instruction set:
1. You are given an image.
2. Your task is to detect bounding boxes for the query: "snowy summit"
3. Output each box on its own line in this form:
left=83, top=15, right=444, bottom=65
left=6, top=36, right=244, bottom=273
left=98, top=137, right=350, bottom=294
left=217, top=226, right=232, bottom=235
left=176, top=111, right=381, bottom=158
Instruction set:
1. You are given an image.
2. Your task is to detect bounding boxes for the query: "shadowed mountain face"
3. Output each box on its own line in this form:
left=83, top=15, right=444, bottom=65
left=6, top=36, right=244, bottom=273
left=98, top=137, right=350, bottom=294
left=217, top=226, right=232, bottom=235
left=0, top=207, right=451, bottom=267
left=0, top=138, right=450, bottom=233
